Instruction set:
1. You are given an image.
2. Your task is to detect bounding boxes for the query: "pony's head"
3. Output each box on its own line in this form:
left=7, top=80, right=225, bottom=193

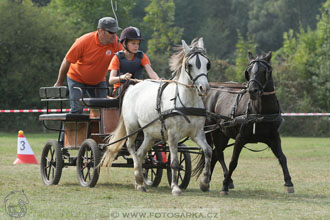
left=170, top=38, right=211, bottom=96
left=245, top=51, right=274, bottom=100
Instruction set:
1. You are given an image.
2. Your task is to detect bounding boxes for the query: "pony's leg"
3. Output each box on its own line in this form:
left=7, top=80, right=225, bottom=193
left=167, top=135, right=182, bottom=196
left=266, top=134, right=294, bottom=193
left=135, top=135, right=155, bottom=189
left=221, top=135, right=245, bottom=195
left=206, top=133, right=216, bottom=180
left=191, top=131, right=212, bottom=192
left=212, top=131, right=234, bottom=189
left=126, top=134, right=147, bottom=192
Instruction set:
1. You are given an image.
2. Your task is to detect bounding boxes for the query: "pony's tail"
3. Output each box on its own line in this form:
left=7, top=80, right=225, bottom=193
left=100, top=115, right=126, bottom=167
left=191, top=153, right=205, bottom=179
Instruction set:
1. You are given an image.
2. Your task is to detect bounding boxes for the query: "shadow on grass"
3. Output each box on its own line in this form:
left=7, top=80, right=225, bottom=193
left=60, top=181, right=329, bottom=205
left=184, top=187, right=330, bottom=204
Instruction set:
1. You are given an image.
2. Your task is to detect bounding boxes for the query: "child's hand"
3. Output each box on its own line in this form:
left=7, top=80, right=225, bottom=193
left=124, top=73, right=133, bottom=80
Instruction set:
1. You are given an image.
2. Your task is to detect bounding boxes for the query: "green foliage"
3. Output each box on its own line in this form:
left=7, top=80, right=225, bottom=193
left=272, top=0, right=330, bottom=136
left=313, top=1, right=330, bottom=110
left=31, top=0, right=50, bottom=7
left=248, top=0, right=325, bottom=52
left=49, top=0, right=137, bottom=33
left=0, top=0, right=75, bottom=131
left=207, top=58, right=235, bottom=82
left=143, top=0, right=183, bottom=77
left=143, top=0, right=183, bottom=57
left=234, top=31, right=256, bottom=82
left=0, top=0, right=329, bottom=136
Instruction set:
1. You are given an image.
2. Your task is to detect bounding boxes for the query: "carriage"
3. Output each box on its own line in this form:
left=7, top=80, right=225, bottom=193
left=39, top=39, right=294, bottom=195
left=38, top=86, right=195, bottom=188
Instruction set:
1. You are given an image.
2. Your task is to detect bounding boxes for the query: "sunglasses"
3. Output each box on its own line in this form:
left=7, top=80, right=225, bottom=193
left=105, top=30, right=116, bottom=35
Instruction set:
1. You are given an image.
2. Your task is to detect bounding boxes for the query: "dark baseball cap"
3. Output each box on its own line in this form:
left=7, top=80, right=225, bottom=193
left=97, top=17, right=121, bottom=33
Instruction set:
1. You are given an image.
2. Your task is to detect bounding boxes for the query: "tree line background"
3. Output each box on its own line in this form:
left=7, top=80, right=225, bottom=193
left=0, top=0, right=329, bottom=136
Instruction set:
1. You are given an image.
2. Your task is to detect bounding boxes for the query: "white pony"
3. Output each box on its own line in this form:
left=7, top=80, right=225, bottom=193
left=101, top=38, right=212, bottom=196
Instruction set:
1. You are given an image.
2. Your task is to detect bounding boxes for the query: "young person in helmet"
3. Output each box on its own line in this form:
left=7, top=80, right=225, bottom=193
left=108, top=26, right=159, bottom=96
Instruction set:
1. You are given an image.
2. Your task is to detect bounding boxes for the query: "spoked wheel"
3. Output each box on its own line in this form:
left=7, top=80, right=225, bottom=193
left=143, top=150, right=163, bottom=187
left=40, top=140, right=64, bottom=185
left=167, top=150, right=192, bottom=189
left=76, top=139, right=101, bottom=187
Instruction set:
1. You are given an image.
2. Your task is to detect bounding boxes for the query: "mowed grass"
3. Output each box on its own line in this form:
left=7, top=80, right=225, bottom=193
left=0, top=132, right=329, bottom=220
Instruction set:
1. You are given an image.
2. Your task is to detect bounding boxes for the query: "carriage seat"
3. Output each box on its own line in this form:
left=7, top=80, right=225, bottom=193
left=81, top=98, right=119, bottom=108
left=39, top=113, right=90, bottom=121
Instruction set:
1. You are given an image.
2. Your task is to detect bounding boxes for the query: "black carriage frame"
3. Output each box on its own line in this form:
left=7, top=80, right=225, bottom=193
left=39, top=86, right=197, bottom=188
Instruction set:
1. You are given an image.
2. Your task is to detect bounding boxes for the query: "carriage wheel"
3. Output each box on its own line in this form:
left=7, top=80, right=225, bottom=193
left=40, top=140, right=64, bottom=185
left=167, top=150, right=191, bottom=189
left=76, top=139, right=101, bottom=187
left=143, top=151, right=163, bottom=187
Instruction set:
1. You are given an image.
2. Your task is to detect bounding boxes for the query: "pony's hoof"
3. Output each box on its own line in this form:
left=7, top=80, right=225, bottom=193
left=137, top=185, right=147, bottom=192
left=228, top=182, right=235, bottom=189
left=220, top=190, right=228, bottom=196
left=285, top=186, right=294, bottom=194
left=135, top=183, right=146, bottom=192
left=200, top=182, right=210, bottom=192
left=172, top=186, right=182, bottom=196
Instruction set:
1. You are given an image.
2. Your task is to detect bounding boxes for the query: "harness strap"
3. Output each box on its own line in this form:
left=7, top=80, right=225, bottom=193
left=156, top=81, right=170, bottom=144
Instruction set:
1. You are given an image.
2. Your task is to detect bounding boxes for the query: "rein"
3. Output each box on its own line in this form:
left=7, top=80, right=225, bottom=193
left=209, top=83, right=276, bottom=96
left=129, top=78, right=194, bottom=89
left=106, top=47, right=211, bottom=147
left=155, top=48, right=211, bottom=143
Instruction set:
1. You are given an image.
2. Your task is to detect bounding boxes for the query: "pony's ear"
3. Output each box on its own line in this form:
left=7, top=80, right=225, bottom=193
left=182, top=40, right=191, bottom=54
left=198, top=37, right=204, bottom=48
left=264, top=51, right=272, bottom=62
left=248, top=51, right=254, bottom=61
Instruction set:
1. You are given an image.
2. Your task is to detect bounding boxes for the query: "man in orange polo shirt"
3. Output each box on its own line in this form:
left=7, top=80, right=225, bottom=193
left=54, top=17, right=123, bottom=113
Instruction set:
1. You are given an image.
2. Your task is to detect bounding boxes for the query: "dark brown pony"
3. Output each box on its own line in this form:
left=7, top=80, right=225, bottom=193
left=193, top=51, right=294, bottom=194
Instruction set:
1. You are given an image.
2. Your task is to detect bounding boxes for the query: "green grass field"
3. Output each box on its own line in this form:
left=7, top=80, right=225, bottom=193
left=0, top=132, right=329, bottom=220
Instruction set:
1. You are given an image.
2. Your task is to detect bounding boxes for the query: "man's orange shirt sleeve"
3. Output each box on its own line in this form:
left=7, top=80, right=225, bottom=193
left=66, top=38, right=84, bottom=64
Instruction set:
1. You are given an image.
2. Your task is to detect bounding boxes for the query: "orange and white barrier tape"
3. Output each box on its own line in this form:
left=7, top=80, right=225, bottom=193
left=0, top=108, right=89, bottom=113
left=282, top=113, right=330, bottom=116
left=0, top=109, right=329, bottom=116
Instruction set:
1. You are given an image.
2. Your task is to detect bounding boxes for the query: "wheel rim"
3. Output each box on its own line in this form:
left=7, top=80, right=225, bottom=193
left=44, top=146, right=56, bottom=182
left=79, top=145, right=96, bottom=183
left=168, top=153, right=187, bottom=183
left=177, top=152, right=186, bottom=183
left=167, top=151, right=191, bottom=189
left=143, top=152, right=162, bottom=186
left=144, top=154, right=156, bottom=184
left=143, top=166, right=158, bottom=185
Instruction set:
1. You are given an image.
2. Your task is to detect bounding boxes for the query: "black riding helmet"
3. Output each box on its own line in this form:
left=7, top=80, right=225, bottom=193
left=120, top=27, right=143, bottom=53
left=120, top=26, right=143, bottom=43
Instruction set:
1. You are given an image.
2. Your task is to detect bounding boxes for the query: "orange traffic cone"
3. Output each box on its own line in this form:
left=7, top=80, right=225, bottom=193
left=13, top=130, right=38, bottom=164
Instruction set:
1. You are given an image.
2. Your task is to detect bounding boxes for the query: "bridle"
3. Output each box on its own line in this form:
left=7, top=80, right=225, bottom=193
left=245, top=59, right=274, bottom=95
left=184, top=47, right=211, bottom=86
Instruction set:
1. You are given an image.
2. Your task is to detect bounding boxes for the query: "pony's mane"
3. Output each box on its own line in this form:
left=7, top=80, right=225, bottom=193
left=169, top=38, right=199, bottom=79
